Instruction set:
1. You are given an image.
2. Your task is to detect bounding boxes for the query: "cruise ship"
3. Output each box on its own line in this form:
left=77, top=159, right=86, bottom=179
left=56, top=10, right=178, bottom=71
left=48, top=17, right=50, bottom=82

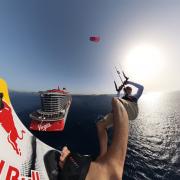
left=29, top=88, right=72, bottom=131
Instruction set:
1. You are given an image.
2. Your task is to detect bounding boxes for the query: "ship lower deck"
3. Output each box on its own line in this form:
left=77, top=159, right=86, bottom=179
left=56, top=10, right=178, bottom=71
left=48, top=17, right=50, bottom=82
left=29, top=100, right=71, bottom=131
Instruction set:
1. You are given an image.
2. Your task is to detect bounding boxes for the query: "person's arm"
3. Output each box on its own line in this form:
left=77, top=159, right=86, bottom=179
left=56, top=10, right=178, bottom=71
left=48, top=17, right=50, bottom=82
left=127, top=81, right=144, bottom=99
left=106, top=98, right=128, bottom=165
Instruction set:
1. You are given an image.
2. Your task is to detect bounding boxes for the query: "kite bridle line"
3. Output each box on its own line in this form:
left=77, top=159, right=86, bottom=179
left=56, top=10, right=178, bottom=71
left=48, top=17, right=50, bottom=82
left=115, top=66, right=124, bottom=84
left=114, top=65, right=129, bottom=92
left=118, top=63, right=129, bottom=81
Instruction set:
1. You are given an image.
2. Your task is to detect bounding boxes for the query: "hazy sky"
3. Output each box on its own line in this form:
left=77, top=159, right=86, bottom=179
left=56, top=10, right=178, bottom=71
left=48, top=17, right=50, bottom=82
left=0, top=0, right=180, bottom=94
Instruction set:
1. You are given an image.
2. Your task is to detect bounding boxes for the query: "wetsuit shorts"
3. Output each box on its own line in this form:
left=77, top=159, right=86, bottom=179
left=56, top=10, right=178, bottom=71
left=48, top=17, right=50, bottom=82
left=119, top=98, right=138, bottom=120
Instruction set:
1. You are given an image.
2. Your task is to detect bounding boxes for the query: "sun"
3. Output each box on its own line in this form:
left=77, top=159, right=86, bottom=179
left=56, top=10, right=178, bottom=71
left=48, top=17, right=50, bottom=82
left=123, top=44, right=164, bottom=82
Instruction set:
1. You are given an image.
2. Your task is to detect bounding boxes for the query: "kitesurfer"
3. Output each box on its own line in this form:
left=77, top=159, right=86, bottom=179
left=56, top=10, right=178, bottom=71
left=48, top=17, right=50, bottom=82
left=58, top=98, right=128, bottom=180
left=114, top=78, right=144, bottom=119
left=94, top=79, right=143, bottom=161
left=99, top=78, right=144, bottom=131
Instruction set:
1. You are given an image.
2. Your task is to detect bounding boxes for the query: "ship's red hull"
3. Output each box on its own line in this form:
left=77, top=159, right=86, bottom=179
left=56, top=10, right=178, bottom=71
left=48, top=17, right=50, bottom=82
left=30, top=119, right=65, bottom=131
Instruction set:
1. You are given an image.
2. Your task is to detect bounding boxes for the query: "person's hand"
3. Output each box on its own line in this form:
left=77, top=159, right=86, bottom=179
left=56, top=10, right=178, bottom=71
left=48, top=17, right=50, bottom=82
left=59, top=146, right=70, bottom=168
left=119, top=84, right=123, bottom=89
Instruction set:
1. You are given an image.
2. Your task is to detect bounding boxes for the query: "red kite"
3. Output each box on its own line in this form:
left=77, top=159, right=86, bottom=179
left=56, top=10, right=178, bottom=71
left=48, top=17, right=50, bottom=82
left=89, top=36, right=100, bottom=43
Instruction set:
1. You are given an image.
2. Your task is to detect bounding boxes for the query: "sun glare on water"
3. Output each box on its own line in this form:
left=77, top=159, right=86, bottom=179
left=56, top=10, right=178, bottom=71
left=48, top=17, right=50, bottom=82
left=123, top=44, right=164, bottom=82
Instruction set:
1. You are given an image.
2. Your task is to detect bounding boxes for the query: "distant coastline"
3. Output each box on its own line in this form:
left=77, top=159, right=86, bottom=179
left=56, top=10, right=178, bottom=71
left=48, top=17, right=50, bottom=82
left=9, top=89, right=180, bottom=97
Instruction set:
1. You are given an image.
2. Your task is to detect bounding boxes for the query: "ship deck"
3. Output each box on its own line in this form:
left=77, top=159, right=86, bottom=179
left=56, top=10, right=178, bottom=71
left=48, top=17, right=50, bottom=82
left=30, top=111, right=65, bottom=122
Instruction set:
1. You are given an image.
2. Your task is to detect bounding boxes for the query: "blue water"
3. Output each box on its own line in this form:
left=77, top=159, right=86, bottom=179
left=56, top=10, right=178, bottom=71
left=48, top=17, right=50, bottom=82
left=10, top=91, right=180, bottom=180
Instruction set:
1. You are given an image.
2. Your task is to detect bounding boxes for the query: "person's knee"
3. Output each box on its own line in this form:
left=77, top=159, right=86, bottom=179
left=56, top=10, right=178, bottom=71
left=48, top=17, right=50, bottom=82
left=112, top=97, right=124, bottom=110
left=96, top=120, right=104, bottom=128
left=96, top=120, right=106, bottom=131
left=112, top=97, right=118, bottom=104
left=112, top=97, right=124, bottom=105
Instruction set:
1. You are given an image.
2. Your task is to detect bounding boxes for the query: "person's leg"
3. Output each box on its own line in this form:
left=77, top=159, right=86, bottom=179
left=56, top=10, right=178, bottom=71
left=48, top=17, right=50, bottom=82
left=96, top=98, right=128, bottom=164
left=86, top=98, right=129, bottom=180
left=96, top=124, right=108, bottom=158
left=98, top=113, right=113, bottom=129
left=98, top=98, right=128, bottom=178
left=104, top=98, right=129, bottom=168
left=96, top=113, right=113, bottom=158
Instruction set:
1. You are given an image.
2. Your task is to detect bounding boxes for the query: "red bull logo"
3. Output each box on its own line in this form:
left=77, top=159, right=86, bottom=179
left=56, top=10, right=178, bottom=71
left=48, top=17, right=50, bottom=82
left=0, top=92, right=25, bottom=156
left=0, top=160, right=40, bottom=180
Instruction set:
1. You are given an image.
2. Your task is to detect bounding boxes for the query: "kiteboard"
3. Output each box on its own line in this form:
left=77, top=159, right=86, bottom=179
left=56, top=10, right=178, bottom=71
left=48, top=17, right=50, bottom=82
left=0, top=79, right=61, bottom=180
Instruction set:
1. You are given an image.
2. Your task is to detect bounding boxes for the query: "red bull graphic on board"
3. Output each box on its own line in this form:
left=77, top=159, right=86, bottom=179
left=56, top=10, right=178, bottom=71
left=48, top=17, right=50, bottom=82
left=0, top=94, right=25, bottom=155
left=0, top=79, right=62, bottom=179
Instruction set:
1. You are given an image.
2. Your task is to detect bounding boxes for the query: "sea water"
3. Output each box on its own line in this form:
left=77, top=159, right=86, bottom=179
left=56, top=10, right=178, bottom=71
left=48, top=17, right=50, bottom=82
left=10, top=91, right=180, bottom=180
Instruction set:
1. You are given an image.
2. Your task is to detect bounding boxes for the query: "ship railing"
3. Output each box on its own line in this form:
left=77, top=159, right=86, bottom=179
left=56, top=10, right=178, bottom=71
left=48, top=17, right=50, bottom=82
left=37, top=109, right=65, bottom=115
left=30, top=112, right=65, bottom=122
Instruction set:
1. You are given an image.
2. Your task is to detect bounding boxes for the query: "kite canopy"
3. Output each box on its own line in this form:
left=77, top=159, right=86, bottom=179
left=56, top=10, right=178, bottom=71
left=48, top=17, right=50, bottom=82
left=89, top=36, right=100, bottom=43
